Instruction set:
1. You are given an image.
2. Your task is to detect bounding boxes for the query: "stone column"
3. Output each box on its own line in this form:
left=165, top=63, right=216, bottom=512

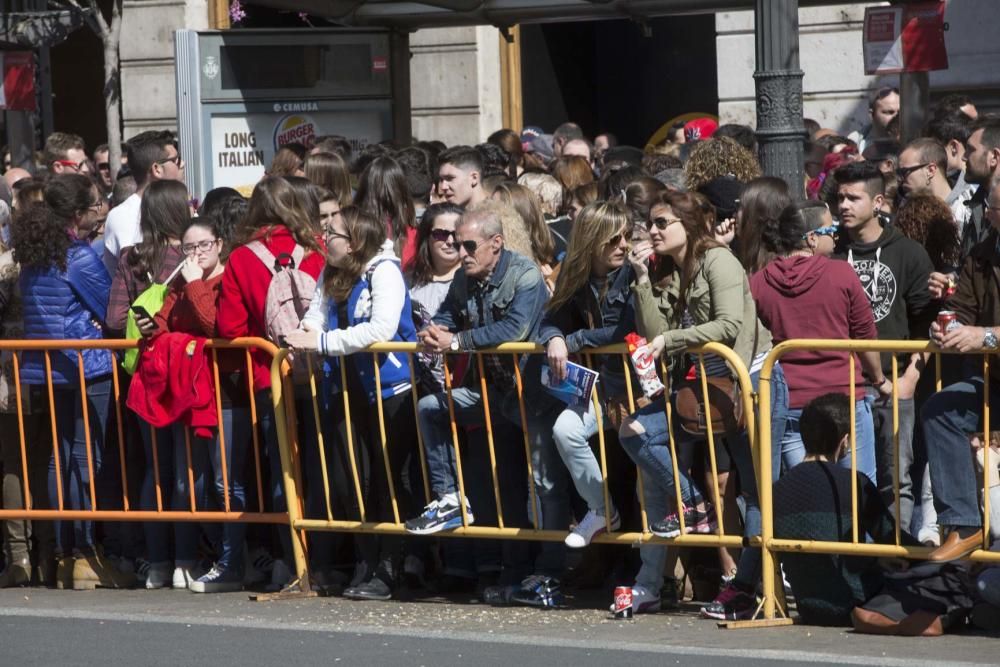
left=753, top=0, right=805, bottom=198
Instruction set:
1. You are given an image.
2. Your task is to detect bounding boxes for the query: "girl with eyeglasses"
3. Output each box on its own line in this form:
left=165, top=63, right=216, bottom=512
left=618, top=190, right=788, bottom=622
left=137, top=216, right=239, bottom=591
left=284, top=206, right=419, bottom=602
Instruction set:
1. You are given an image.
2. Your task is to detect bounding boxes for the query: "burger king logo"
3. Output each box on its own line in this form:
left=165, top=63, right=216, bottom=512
left=273, top=114, right=317, bottom=150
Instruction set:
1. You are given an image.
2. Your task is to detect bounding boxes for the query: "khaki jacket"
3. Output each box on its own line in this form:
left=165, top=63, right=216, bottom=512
left=634, top=246, right=771, bottom=371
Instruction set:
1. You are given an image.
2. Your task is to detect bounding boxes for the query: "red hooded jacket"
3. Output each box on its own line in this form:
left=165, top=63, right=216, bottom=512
left=127, top=332, right=217, bottom=437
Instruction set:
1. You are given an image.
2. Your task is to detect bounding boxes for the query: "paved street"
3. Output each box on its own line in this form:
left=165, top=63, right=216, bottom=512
left=0, top=589, right=996, bottom=666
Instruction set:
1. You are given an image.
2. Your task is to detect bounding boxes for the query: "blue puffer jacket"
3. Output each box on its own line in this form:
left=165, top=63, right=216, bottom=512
left=19, top=240, right=113, bottom=385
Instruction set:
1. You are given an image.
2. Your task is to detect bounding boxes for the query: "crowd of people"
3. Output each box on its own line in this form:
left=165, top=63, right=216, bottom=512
left=1, top=90, right=1000, bottom=631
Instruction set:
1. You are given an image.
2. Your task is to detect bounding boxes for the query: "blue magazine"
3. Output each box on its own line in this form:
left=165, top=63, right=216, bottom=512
left=540, top=361, right=599, bottom=406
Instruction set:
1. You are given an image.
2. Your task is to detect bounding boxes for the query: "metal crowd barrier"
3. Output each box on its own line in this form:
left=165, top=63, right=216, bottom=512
left=270, top=341, right=760, bottom=598
left=757, top=340, right=1000, bottom=622
left=0, top=337, right=290, bottom=528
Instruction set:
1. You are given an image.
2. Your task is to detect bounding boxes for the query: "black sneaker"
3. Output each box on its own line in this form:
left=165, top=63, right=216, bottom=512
left=510, top=575, right=565, bottom=608
left=650, top=504, right=718, bottom=538
left=343, top=575, right=392, bottom=601
left=404, top=493, right=474, bottom=535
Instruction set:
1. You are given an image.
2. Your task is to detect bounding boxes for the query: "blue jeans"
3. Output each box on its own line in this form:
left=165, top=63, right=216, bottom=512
left=732, top=363, right=788, bottom=588
left=213, top=399, right=257, bottom=572
left=139, top=422, right=210, bottom=565
left=525, top=400, right=607, bottom=577
left=623, top=364, right=790, bottom=591
left=920, top=376, right=996, bottom=528
left=781, top=396, right=877, bottom=484
left=871, top=395, right=917, bottom=530
left=49, top=376, right=112, bottom=557
left=418, top=386, right=532, bottom=583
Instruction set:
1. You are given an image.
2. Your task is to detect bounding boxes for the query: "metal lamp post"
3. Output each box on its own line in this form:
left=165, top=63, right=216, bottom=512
left=754, top=0, right=806, bottom=198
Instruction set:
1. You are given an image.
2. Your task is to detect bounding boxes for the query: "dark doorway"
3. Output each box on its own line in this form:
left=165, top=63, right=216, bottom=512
left=520, top=16, right=718, bottom=147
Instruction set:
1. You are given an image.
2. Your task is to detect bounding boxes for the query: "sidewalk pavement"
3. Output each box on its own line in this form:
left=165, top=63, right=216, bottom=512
left=0, top=588, right=997, bottom=666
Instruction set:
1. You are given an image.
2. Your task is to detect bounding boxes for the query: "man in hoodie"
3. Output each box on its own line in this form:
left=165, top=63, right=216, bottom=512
left=833, top=161, right=936, bottom=531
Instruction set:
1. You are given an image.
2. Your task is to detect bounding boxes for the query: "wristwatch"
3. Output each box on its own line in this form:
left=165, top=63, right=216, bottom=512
left=984, top=328, right=999, bottom=350
left=449, top=335, right=461, bottom=352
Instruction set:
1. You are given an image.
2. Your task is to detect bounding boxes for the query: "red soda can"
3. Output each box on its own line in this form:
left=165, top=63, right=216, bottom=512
left=937, top=310, right=960, bottom=334
left=612, top=586, right=634, bottom=619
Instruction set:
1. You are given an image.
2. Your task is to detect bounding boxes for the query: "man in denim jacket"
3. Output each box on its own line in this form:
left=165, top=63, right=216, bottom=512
left=405, top=204, right=548, bottom=536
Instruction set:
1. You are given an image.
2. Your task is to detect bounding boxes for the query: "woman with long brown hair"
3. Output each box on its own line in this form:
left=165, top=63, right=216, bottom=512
left=353, top=155, right=417, bottom=267
left=304, top=151, right=353, bottom=209
left=285, top=206, right=419, bottom=602
left=531, top=201, right=634, bottom=563
left=216, top=175, right=326, bottom=589
left=618, top=189, right=787, bottom=621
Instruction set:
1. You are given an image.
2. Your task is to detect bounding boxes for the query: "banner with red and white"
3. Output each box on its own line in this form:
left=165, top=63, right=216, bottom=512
left=0, top=51, right=37, bottom=111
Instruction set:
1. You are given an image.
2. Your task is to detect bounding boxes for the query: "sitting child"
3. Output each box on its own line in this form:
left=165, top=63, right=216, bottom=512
left=773, top=393, right=900, bottom=626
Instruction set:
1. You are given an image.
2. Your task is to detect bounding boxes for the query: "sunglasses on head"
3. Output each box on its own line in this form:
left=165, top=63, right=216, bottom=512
left=647, top=216, right=682, bottom=231
left=429, top=228, right=456, bottom=243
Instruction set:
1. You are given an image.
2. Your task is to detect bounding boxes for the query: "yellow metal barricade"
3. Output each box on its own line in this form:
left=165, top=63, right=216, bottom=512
left=757, top=339, right=1000, bottom=623
left=0, top=337, right=290, bottom=528
left=270, top=341, right=761, bottom=594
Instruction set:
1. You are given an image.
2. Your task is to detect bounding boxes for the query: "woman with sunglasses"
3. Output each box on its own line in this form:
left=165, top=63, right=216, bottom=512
left=408, top=202, right=464, bottom=395
left=751, top=199, right=886, bottom=479
left=284, top=206, right=419, bottom=601
left=618, top=190, right=788, bottom=622
left=527, top=202, right=635, bottom=579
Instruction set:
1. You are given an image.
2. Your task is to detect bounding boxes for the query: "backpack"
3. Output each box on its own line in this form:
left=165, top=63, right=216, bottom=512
left=247, top=241, right=316, bottom=375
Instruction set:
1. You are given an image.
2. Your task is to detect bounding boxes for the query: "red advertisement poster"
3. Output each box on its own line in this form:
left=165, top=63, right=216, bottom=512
left=1, top=51, right=37, bottom=111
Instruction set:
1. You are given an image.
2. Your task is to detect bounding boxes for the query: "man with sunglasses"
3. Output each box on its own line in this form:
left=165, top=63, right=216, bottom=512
left=102, top=130, right=184, bottom=275
left=42, top=132, right=90, bottom=176
left=833, top=161, right=935, bottom=534
left=406, top=203, right=548, bottom=546
left=93, top=144, right=114, bottom=192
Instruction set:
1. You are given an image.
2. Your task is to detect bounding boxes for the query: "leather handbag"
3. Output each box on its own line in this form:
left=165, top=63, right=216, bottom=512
left=674, top=375, right=744, bottom=435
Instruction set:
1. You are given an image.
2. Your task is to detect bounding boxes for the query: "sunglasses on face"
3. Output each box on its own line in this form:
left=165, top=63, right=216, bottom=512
left=605, top=233, right=626, bottom=247
left=804, top=224, right=840, bottom=240
left=895, top=163, right=929, bottom=180
left=97, top=162, right=110, bottom=171
left=430, top=228, right=456, bottom=243
left=647, top=216, right=682, bottom=231
left=450, top=239, right=487, bottom=254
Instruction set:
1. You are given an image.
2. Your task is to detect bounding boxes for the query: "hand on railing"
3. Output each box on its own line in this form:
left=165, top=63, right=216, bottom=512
left=417, top=323, right=455, bottom=354
left=932, top=320, right=992, bottom=353
left=545, top=336, right=569, bottom=383
left=284, top=325, right=318, bottom=351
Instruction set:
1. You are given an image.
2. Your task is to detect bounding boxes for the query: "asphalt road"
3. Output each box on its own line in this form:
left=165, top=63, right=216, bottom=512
left=1, top=589, right=997, bottom=667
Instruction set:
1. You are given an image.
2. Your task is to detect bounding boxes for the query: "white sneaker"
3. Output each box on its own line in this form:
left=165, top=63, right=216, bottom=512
left=244, top=547, right=274, bottom=586
left=608, top=583, right=661, bottom=614
left=172, top=562, right=207, bottom=590
left=565, top=509, right=621, bottom=548
left=145, top=562, right=172, bottom=590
